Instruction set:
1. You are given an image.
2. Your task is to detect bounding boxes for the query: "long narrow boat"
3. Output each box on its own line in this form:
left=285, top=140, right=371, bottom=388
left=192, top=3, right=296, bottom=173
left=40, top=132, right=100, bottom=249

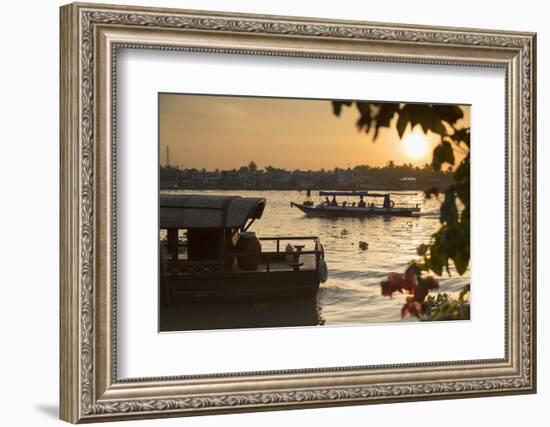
left=291, top=191, right=421, bottom=218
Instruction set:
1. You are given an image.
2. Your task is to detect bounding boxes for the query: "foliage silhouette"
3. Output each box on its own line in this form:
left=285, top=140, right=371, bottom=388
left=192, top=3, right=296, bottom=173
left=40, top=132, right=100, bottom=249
left=333, top=101, right=470, bottom=320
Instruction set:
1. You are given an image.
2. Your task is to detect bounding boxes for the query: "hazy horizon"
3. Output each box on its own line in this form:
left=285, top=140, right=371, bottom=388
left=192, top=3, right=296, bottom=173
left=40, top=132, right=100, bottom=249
left=159, top=94, right=469, bottom=170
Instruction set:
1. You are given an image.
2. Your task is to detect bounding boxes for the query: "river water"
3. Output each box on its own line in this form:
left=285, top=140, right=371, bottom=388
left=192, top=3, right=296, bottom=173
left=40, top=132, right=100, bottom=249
left=161, top=189, right=470, bottom=329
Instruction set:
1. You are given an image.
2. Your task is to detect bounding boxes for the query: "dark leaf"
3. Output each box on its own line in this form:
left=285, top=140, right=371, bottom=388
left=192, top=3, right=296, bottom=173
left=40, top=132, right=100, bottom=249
left=453, top=250, right=469, bottom=275
left=453, top=156, right=469, bottom=181
left=332, top=101, right=352, bottom=117
left=424, top=187, right=440, bottom=198
left=440, top=192, right=458, bottom=224
left=432, top=141, right=455, bottom=171
left=458, top=284, right=470, bottom=303
left=405, top=262, right=420, bottom=280
left=402, top=104, right=446, bottom=137
left=428, top=253, right=444, bottom=276
left=440, top=140, right=455, bottom=165
left=432, top=145, right=443, bottom=171
left=396, top=110, right=409, bottom=139
left=356, top=102, right=374, bottom=114
left=452, top=128, right=470, bottom=147
left=373, top=104, right=400, bottom=139
left=456, top=180, right=470, bottom=206
left=431, top=105, right=464, bottom=126
left=356, top=116, right=372, bottom=133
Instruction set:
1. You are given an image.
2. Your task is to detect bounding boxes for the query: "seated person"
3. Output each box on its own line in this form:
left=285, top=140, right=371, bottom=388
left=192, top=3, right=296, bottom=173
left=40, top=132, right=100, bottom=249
left=330, top=196, right=338, bottom=206
left=358, top=196, right=366, bottom=208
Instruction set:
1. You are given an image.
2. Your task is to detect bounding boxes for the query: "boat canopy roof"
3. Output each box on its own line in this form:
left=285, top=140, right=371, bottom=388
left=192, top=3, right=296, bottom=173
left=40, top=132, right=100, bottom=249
left=319, top=191, right=368, bottom=197
left=319, top=191, right=389, bottom=198
left=160, top=194, right=265, bottom=229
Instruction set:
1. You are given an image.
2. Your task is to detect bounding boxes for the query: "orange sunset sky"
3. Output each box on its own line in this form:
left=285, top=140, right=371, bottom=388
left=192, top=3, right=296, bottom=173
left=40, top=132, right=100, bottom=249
left=159, top=94, right=470, bottom=170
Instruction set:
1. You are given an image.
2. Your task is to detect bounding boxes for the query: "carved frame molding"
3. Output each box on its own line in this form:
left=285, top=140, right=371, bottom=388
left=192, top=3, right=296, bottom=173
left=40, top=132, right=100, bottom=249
left=60, top=2, right=536, bottom=423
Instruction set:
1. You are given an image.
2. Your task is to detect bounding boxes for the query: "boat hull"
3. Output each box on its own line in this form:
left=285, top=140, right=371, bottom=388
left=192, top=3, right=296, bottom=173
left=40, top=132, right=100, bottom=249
left=291, top=202, right=420, bottom=218
left=164, top=269, right=320, bottom=302
left=160, top=293, right=322, bottom=331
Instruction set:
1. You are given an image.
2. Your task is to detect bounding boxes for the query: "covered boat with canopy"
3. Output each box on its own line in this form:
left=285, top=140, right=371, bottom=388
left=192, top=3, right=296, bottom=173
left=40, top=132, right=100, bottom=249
left=291, top=191, right=421, bottom=218
left=160, top=194, right=327, bottom=302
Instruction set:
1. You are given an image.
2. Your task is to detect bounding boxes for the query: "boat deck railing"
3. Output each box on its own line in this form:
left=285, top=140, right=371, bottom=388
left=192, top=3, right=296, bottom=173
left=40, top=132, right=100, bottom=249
left=258, top=235, right=320, bottom=253
left=163, top=235, right=322, bottom=275
left=165, top=260, right=225, bottom=275
left=232, top=236, right=320, bottom=273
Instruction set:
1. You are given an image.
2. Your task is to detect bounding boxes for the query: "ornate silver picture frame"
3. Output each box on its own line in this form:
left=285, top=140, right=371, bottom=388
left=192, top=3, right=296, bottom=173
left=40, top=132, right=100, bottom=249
left=60, top=2, right=536, bottom=423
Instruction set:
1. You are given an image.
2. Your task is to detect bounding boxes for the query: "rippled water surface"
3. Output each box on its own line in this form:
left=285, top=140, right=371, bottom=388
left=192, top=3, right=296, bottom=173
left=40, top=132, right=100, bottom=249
left=162, top=190, right=470, bottom=326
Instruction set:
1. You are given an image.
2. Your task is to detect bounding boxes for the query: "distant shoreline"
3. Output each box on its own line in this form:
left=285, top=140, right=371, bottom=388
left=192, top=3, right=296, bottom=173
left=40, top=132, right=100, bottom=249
left=159, top=185, right=415, bottom=192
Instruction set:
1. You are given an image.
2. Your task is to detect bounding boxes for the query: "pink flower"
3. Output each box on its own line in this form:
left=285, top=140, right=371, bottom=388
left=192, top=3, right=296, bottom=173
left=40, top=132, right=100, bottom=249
left=412, top=276, right=439, bottom=302
left=401, top=298, right=423, bottom=318
left=381, top=272, right=440, bottom=319
left=381, top=272, right=416, bottom=297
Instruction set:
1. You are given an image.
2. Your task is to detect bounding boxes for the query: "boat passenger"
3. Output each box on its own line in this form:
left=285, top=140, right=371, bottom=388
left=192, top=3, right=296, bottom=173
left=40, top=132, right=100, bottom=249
left=383, top=194, right=391, bottom=209
left=342, top=201, right=347, bottom=207
left=352, top=202, right=356, bottom=207
left=330, top=196, right=338, bottom=207
left=324, top=196, right=330, bottom=206
left=358, top=196, right=366, bottom=208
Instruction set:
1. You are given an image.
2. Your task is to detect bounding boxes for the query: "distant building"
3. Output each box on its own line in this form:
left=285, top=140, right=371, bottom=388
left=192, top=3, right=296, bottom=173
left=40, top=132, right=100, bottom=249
left=292, top=170, right=313, bottom=189
left=221, top=170, right=241, bottom=187
left=274, top=171, right=291, bottom=185
left=191, top=171, right=204, bottom=185
left=399, top=177, right=416, bottom=190
left=203, top=172, right=222, bottom=187
left=336, top=169, right=353, bottom=187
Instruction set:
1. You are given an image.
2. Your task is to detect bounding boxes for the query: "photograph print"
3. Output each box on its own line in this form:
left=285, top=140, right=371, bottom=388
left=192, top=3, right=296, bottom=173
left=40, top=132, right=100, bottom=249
left=158, top=94, right=471, bottom=332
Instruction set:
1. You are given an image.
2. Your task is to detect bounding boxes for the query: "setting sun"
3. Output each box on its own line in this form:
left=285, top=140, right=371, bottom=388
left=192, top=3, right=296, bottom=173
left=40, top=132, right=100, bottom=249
left=403, top=132, right=429, bottom=159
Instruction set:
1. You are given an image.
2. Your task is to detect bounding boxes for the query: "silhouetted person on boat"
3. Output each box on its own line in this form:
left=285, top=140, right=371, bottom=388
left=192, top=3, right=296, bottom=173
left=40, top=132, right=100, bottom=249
left=383, top=194, right=391, bottom=209
left=330, top=196, right=338, bottom=206
left=324, top=196, right=330, bottom=206
left=358, top=196, right=366, bottom=208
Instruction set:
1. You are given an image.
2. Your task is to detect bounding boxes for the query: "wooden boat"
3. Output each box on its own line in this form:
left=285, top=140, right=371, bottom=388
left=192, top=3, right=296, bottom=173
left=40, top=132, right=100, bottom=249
left=160, top=194, right=328, bottom=302
left=160, top=294, right=324, bottom=331
left=291, top=191, right=421, bottom=218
